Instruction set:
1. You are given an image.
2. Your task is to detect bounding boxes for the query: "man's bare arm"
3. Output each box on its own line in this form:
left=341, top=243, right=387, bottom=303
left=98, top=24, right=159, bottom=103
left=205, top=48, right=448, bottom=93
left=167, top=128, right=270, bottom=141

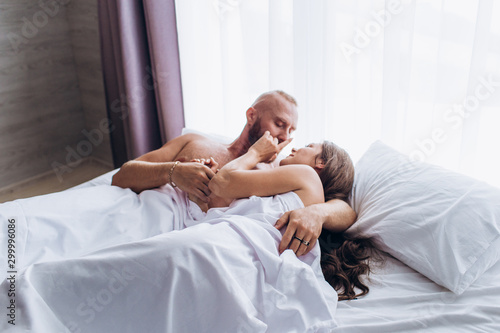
left=111, top=160, right=174, bottom=193
left=111, top=134, right=215, bottom=201
left=320, top=199, right=357, bottom=232
left=274, top=199, right=357, bottom=256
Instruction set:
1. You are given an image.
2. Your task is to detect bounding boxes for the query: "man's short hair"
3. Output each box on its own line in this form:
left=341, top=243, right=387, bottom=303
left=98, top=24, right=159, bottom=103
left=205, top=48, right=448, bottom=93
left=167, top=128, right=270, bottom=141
left=274, top=90, right=297, bottom=106
left=253, top=90, right=297, bottom=108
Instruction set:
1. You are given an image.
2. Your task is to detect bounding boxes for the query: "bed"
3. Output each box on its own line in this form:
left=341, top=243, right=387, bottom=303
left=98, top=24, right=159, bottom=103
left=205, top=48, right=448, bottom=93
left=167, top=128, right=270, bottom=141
left=1, top=140, right=499, bottom=332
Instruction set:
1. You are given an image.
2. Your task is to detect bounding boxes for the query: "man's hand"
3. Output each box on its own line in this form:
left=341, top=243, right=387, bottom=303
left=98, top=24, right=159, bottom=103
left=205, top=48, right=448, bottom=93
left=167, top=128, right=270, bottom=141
left=172, top=161, right=217, bottom=203
left=250, top=131, right=293, bottom=163
left=275, top=205, right=323, bottom=256
left=275, top=200, right=357, bottom=256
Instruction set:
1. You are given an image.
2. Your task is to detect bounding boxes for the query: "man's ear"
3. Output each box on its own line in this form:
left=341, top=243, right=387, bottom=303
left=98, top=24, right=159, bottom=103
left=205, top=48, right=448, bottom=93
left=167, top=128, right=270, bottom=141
left=246, top=107, right=258, bottom=124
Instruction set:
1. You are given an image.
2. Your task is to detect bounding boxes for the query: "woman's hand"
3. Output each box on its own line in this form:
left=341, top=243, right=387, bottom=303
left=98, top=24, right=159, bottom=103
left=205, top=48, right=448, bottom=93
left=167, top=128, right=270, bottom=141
left=190, top=157, right=219, bottom=174
left=249, top=131, right=293, bottom=163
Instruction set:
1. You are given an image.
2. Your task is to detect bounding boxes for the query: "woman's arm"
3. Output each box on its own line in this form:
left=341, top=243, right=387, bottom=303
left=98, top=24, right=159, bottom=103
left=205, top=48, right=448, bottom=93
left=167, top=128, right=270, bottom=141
left=209, top=165, right=324, bottom=207
left=208, top=132, right=324, bottom=207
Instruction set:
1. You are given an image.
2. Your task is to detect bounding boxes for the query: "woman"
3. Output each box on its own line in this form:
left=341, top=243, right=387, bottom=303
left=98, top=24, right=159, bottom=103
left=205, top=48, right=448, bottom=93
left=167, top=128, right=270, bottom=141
left=206, top=131, right=373, bottom=301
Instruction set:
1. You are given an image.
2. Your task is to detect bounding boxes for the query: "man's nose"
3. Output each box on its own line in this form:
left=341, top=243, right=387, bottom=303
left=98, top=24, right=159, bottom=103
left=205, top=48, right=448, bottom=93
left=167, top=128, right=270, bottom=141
left=277, top=132, right=289, bottom=143
left=291, top=148, right=297, bottom=153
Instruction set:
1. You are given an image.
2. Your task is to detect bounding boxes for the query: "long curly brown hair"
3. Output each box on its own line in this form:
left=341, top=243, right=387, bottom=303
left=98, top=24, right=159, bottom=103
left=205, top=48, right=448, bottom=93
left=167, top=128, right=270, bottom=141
left=317, top=141, right=374, bottom=301
left=319, top=232, right=373, bottom=301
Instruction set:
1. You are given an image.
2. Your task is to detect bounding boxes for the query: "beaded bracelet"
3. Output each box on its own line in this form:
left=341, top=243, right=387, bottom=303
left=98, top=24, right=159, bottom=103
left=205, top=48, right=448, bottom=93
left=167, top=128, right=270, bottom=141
left=169, top=161, right=180, bottom=188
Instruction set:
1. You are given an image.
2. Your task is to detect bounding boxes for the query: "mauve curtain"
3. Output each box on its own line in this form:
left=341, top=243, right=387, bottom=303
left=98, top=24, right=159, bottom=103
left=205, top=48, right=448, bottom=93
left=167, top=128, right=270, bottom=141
left=98, top=0, right=184, bottom=167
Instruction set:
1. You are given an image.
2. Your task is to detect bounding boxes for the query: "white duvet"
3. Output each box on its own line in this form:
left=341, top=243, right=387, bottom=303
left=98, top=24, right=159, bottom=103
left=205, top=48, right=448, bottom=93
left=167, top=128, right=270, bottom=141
left=0, top=185, right=338, bottom=332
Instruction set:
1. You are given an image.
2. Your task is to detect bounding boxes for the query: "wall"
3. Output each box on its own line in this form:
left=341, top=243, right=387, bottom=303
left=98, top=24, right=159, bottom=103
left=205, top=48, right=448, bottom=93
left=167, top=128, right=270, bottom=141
left=67, top=0, right=112, bottom=164
left=0, top=0, right=112, bottom=188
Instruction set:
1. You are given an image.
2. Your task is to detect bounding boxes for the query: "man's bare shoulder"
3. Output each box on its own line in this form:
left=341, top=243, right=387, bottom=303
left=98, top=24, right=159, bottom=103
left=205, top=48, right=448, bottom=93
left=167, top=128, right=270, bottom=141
left=159, top=132, right=212, bottom=149
left=175, top=132, right=217, bottom=143
left=172, top=132, right=231, bottom=163
left=182, top=132, right=213, bottom=141
left=136, top=133, right=212, bottom=162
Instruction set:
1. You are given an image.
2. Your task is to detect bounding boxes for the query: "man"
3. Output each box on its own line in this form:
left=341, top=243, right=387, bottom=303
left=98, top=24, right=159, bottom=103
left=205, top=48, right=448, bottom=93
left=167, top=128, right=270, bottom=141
left=112, top=90, right=356, bottom=255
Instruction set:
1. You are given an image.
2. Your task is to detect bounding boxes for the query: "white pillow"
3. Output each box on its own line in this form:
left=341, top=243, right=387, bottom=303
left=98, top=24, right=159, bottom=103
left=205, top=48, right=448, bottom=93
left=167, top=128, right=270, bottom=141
left=346, top=141, right=500, bottom=294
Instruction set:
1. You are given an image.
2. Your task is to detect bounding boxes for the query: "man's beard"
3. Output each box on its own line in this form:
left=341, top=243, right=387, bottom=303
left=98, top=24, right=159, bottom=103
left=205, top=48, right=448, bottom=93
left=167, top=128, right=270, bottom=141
left=248, top=120, right=263, bottom=145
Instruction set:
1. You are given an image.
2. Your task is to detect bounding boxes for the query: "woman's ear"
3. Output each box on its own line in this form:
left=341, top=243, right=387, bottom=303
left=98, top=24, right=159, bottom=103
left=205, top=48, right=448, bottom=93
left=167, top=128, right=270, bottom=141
left=246, top=107, right=258, bottom=124
left=314, top=158, right=325, bottom=172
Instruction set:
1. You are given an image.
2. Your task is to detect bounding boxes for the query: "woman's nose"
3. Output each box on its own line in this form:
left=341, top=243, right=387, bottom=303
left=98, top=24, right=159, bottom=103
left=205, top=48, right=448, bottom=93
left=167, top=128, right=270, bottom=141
left=291, top=148, right=297, bottom=153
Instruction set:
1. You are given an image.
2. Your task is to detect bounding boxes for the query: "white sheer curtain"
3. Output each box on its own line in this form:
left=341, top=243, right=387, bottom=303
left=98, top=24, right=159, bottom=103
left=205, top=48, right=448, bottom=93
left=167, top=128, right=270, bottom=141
left=175, top=0, right=500, bottom=187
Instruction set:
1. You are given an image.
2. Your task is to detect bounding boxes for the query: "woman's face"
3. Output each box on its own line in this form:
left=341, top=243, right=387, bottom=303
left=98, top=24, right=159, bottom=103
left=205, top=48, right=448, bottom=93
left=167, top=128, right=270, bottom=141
left=279, top=143, right=322, bottom=168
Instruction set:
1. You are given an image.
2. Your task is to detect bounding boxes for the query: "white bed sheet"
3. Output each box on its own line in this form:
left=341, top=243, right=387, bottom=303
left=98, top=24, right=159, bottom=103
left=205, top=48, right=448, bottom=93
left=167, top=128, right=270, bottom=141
left=2, top=170, right=500, bottom=332
left=0, top=171, right=338, bottom=332
left=334, top=254, right=500, bottom=332
left=84, top=171, right=500, bottom=333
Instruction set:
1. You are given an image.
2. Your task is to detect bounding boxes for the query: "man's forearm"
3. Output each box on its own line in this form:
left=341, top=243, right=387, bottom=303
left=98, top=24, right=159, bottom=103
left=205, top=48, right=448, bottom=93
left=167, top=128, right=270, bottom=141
left=111, top=160, right=173, bottom=193
left=317, top=199, right=357, bottom=232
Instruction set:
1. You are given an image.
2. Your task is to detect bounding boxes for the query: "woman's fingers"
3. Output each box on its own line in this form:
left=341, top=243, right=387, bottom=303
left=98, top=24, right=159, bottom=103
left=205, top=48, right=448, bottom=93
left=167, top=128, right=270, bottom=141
left=249, top=131, right=285, bottom=163
left=277, top=137, right=293, bottom=152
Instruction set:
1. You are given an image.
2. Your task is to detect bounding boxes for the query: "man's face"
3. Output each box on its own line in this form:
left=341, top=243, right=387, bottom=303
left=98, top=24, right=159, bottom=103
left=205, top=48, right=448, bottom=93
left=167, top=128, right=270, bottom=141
left=248, top=97, right=298, bottom=144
